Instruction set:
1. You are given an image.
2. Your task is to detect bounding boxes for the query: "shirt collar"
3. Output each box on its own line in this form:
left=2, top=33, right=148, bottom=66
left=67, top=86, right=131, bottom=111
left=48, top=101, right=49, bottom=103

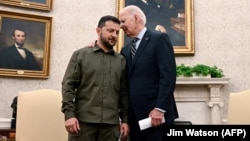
left=136, top=27, right=147, bottom=40
left=93, top=43, right=115, bottom=55
left=15, top=43, right=25, bottom=50
left=15, top=43, right=21, bottom=48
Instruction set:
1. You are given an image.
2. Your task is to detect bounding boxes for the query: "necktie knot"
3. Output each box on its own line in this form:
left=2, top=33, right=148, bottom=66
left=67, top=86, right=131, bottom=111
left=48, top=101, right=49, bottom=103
left=17, top=46, right=24, bottom=50
left=132, top=38, right=139, bottom=43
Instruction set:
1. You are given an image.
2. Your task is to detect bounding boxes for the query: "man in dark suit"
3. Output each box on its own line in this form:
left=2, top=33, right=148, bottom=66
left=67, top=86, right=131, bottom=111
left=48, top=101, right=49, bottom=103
left=0, top=28, right=41, bottom=70
left=119, top=5, right=179, bottom=141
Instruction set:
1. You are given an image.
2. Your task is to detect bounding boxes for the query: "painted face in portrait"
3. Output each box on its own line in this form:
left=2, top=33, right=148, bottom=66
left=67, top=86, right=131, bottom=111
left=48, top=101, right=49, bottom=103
left=13, top=30, right=26, bottom=47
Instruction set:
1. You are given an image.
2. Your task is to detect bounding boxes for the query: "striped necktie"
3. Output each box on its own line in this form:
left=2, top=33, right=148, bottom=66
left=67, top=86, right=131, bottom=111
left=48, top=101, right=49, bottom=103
left=130, top=38, right=139, bottom=63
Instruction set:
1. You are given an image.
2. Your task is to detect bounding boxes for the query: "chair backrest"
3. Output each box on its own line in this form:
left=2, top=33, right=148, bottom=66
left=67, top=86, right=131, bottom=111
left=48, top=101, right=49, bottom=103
left=227, top=89, right=250, bottom=124
left=16, top=89, right=68, bottom=141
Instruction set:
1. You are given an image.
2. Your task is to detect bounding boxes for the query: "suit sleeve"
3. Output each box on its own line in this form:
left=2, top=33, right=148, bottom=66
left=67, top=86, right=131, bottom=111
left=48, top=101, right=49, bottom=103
left=155, top=33, right=176, bottom=111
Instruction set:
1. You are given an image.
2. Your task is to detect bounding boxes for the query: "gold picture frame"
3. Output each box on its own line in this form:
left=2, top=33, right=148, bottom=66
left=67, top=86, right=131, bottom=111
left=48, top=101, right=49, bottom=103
left=0, top=10, right=52, bottom=78
left=116, top=0, right=194, bottom=55
left=0, top=0, right=52, bottom=11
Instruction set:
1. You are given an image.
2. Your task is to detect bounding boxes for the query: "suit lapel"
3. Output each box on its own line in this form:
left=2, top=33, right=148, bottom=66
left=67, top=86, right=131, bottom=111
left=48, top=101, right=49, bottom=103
left=129, top=30, right=151, bottom=73
left=133, top=30, right=150, bottom=63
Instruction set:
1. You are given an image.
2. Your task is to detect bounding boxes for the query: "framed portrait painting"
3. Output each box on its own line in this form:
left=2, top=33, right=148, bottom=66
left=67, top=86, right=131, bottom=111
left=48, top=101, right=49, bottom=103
left=0, top=0, right=52, bottom=11
left=116, top=0, right=194, bottom=55
left=0, top=10, right=52, bottom=78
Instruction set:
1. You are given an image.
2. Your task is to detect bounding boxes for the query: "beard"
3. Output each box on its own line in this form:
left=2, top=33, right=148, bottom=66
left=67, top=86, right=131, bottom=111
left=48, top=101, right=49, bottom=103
left=16, top=42, right=24, bottom=47
left=100, top=33, right=116, bottom=50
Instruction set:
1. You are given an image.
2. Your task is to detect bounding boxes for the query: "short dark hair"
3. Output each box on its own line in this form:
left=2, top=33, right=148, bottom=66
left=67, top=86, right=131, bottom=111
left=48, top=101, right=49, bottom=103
left=12, top=27, right=26, bottom=37
left=97, top=15, right=120, bottom=28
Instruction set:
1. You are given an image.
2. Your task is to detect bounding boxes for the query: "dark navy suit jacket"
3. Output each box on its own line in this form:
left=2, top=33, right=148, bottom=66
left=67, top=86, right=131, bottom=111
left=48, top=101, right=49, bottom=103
left=121, top=29, right=178, bottom=123
left=0, top=45, right=41, bottom=70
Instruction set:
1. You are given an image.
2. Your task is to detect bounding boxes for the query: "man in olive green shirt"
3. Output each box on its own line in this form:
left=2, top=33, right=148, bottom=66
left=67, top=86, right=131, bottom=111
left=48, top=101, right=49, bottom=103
left=61, top=15, right=129, bottom=141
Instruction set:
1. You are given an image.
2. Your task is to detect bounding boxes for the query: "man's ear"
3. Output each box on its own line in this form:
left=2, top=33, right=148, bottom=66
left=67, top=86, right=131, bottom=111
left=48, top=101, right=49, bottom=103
left=96, top=27, right=101, bottom=34
left=134, top=14, right=140, bottom=24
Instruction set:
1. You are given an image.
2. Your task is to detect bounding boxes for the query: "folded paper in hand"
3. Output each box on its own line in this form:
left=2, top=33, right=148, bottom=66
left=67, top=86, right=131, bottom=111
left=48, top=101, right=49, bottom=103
left=138, top=117, right=165, bottom=130
left=117, top=131, right=123, bottom=141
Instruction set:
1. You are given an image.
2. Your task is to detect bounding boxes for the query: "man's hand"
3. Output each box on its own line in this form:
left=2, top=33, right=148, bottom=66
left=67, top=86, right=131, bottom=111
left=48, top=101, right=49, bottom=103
left=65, top=117, right=80, bottom=134
left=88, top=40, right=96, bottom=47
left=149, top=109, right=165, bottom=127
left=120, top=123, right=129, bottom=140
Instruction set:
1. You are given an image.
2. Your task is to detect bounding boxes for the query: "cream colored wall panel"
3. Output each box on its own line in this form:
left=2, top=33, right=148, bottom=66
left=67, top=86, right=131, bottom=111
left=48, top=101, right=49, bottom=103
left=0, top=0, right=250, bottom=123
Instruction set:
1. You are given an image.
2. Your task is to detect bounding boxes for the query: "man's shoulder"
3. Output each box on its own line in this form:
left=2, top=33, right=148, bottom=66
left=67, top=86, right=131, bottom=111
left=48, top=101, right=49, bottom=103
left=74, top=47, right=92, bottom=53
left=114, top=51, right=125, bottom=58
left=0, top=45, right=15, bottom=53
left=146, top=29, right=171, bottom=41
left=147, top=29, right=165, bottom=35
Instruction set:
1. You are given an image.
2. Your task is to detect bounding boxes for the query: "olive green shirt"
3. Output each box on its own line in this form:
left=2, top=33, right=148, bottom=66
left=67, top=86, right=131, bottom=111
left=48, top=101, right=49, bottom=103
left=61, top=45, right=128, bottom=124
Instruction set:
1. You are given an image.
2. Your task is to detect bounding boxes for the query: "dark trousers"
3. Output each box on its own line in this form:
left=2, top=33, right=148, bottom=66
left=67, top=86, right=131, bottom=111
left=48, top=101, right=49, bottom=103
left=68, top=122, right=119, bottom=141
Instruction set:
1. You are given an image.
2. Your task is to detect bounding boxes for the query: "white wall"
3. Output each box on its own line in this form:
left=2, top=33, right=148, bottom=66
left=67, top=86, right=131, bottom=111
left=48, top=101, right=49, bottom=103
left=0, top=0, right=250, bottom=123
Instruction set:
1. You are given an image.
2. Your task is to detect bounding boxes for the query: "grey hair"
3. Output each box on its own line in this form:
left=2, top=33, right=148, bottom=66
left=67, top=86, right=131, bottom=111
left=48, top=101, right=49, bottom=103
left=126, top=5, right=147, bottom=25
